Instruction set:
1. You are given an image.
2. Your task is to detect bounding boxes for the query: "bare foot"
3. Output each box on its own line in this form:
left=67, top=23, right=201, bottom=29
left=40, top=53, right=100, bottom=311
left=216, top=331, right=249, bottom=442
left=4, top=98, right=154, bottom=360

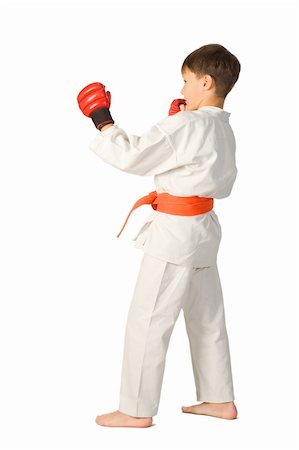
left=181, top=401, right=238, bottom=420
left=95, top=410, right=153, bottom=428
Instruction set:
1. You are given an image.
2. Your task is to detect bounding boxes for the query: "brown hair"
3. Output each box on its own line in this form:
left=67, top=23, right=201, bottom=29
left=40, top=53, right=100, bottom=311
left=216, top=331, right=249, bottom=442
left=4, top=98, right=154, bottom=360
left=181, top=44, right=241, bottom=98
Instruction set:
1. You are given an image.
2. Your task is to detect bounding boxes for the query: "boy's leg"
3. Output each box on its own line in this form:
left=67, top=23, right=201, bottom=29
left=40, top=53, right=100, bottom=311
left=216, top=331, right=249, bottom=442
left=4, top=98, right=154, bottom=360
left=182, top=263, right=235, bottom=403
left=118, top=252, right=194, bottom=418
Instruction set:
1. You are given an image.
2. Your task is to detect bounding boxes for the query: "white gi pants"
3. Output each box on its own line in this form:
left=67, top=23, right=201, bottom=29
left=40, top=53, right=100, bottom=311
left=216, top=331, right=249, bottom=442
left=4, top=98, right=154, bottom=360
left=118, top=253, right=235, bottom=417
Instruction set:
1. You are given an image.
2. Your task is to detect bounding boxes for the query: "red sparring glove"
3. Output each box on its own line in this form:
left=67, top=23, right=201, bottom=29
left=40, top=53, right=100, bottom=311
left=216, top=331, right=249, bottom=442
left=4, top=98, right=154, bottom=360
left=168, top=98, right=186, bottom=116
left=77, top=82, right=114, bottom=131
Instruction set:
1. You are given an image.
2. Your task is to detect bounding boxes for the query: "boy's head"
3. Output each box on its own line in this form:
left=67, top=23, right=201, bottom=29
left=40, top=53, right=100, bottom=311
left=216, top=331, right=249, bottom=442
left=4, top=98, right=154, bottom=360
left=180, top=44, right=241, bottom=111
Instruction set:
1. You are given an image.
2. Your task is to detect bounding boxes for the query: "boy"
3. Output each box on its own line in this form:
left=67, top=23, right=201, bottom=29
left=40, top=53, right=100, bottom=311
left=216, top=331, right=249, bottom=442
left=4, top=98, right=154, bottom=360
left=77, top=43, right=241, bottom=428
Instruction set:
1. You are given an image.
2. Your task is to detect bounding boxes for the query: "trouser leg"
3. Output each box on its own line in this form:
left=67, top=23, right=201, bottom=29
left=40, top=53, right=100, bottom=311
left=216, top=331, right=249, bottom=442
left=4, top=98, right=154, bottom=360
left=118, top=252, right=194, bottom=417
left=182, top=263, right=235, bottom=402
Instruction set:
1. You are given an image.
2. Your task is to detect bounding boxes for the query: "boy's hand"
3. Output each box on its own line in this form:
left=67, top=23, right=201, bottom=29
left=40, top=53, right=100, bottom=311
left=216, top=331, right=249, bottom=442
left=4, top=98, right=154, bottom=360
left=77, top=82, right=114, bottom=131
left=168, top=98, right=187, bottom=115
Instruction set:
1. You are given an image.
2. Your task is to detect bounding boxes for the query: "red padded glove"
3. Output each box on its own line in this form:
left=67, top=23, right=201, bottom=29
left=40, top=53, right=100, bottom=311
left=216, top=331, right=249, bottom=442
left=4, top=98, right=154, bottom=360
left=77, top=82, right=114, bottom=130
left=168, top=98, right=186, bottom=116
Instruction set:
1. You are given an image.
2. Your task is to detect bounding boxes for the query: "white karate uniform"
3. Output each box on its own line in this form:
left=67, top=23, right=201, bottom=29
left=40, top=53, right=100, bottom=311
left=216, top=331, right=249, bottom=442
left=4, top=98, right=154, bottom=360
left=89, top=106, right=237, bottom=416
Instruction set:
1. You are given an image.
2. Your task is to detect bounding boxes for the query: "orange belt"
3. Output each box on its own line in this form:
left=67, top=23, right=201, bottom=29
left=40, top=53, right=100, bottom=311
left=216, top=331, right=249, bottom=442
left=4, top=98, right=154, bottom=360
left=117, top=190, right=214, bottom=238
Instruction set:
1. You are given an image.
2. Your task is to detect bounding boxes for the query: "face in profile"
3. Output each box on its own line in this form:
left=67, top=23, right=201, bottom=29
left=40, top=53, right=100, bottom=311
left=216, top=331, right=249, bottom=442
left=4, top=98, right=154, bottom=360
left=180, top=67, right=215, bottom=111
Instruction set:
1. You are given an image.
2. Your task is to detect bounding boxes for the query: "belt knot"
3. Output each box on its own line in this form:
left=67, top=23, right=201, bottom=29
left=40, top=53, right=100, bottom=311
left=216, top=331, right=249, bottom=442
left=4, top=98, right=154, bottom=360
left=117, top=190, right=214, bottom=238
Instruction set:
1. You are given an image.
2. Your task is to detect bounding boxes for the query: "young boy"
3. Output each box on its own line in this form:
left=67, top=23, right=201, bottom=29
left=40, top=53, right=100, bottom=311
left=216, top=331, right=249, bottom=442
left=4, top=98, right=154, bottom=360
left=77, top=43, right=241, bottom=428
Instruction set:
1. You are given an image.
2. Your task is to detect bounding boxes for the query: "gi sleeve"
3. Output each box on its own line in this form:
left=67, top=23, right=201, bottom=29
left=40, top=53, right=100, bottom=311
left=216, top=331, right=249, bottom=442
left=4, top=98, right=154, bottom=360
left=88, top=122, right=179, bottom=176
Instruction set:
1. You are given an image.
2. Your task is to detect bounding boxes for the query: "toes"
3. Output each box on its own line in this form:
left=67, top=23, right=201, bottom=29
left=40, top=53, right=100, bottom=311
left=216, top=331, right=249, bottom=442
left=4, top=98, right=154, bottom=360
left=95, top=415, right=105, bottom=425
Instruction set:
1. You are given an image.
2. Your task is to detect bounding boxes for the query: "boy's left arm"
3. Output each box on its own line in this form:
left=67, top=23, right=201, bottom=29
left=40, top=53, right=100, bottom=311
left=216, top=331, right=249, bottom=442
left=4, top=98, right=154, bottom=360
left=100, top=123, right=114, bottom=132
left=88, top=122, right=178, bottom=176
left=77, top=81, right=183, bottom=176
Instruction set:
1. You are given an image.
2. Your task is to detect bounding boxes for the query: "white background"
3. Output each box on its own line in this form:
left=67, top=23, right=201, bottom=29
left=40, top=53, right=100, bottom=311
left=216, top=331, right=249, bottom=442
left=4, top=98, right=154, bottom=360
left=1, top=0, right=299, bottom=449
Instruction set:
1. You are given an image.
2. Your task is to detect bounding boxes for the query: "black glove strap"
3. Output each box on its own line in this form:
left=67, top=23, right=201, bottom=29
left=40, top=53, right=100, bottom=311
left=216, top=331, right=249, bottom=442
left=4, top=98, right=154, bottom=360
left=90, top=107, right=114, bottom=131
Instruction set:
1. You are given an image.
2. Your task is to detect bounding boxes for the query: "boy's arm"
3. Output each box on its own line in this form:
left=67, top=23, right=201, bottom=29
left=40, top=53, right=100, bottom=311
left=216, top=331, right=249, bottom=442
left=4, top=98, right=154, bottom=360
left=89, top=101, right=188, bottom=175
left=88, top=121, right=178, bottom=176
left=100, top=123, right=114, bottom=132
left=78, top=82, right=189, bottom=176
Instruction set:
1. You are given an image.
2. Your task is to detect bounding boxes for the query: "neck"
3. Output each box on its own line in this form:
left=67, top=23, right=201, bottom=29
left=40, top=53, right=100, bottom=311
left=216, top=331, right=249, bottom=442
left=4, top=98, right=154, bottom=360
left=198, top=98, right=225, bottom=109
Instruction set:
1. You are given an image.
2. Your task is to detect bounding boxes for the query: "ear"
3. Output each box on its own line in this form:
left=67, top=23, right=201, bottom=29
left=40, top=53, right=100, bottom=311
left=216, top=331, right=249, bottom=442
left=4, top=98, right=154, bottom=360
left=205, top=74, right=214, bottom=87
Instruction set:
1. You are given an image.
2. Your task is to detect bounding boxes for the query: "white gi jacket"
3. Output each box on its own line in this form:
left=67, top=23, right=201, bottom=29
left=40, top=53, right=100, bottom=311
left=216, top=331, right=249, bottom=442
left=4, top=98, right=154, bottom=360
left=89, top=105, right=238, bottom=268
